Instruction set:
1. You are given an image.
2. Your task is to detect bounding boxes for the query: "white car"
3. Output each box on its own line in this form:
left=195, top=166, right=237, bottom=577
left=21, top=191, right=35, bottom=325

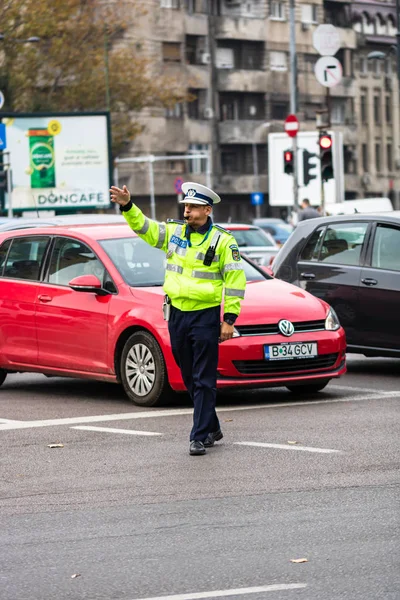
left=219, top=223, right=280, bottom=267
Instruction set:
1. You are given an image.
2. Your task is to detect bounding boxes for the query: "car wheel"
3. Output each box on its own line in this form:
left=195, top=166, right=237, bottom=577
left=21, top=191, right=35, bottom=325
left=286, top=379, right=330, bottom=394
left=0, top=369, right=7, bottom=387
left=120, top=331, right=169, bottom=407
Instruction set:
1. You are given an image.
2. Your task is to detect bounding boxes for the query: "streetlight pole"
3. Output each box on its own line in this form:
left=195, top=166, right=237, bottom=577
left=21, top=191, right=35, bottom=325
left=103, top=27, right=111, bottom=112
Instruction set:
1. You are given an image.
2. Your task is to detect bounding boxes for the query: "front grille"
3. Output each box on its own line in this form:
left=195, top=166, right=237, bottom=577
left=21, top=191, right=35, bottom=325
left=236, top=320, right=326, bottom=337
left=233, top=353, right=338, bottom=375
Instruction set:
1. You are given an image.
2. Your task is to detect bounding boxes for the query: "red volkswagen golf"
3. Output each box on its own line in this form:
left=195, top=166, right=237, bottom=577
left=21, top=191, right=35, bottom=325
left=0, top=223, right=346, bottom=406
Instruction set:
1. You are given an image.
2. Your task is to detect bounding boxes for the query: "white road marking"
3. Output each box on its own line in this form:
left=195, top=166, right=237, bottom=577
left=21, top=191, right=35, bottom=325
left=330, top=384, right=394, bottom=394
left=71, top=426, right=162, bottom=436
left=235, top=442, right=341, bottom=454
left=129, top=583, right=307, bottom=600
left=0, top=418, right=21, bottom=424
left=0, top=391, right=398, bottom=431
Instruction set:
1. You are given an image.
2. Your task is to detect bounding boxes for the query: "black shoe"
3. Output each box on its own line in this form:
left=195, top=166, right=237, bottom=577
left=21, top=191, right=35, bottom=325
left=189, top=440, right=206, bottom=456
left=204, top=429, right=223, bottom=448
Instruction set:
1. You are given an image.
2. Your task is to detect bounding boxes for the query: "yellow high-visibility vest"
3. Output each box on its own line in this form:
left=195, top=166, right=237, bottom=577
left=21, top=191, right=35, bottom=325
left=123, top=204, right=246, bottom=314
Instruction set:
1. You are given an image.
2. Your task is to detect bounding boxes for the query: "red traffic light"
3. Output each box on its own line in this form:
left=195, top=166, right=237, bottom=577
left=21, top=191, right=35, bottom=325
left=284, top=150, right=293, bottom=162
left=319, top=135, right=332, bottom=150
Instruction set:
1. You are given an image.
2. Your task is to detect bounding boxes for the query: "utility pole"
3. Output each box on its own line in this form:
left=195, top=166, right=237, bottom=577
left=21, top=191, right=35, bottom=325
left=289, top=0, right=299, bottom=214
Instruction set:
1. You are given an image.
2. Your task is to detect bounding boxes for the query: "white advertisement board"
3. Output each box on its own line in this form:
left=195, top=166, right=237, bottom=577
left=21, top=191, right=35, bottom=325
left=268, top=131, right=344, bottom=207
left=2, top=113, right=111, bottom=212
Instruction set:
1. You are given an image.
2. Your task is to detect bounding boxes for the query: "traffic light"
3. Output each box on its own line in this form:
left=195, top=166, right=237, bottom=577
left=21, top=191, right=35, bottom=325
left=283, top=149, right=294, bottom=175
left=303, top=150, right=318, bottom=186
left=319, top=132, right=334, bottom=181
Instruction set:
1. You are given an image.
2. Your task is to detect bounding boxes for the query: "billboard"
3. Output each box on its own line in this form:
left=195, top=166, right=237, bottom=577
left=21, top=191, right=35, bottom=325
left=1, top=112, right=112, bottom=212
left=268, top=131, right=344, bottom=207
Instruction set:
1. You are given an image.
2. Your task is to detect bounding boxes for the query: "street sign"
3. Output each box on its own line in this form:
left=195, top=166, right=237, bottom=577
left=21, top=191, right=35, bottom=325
left=313, top=24, right=341, bottom=57
left=0, top=123, right=6, bottom=150
left=251, top=192, right=264, bottom=206
left=314, top=56, right=343, bottom=88
left=174, top=176, right=183, bottom=194
left=284, top=114, right=299, bottom=138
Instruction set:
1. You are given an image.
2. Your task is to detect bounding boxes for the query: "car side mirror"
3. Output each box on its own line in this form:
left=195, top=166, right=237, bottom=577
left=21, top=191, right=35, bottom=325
left=69, top=274, right=110, bottom=296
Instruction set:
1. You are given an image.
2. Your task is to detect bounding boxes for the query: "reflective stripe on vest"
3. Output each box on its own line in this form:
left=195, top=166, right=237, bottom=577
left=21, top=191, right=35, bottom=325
left=135, top=217, right=150, bottom=235
left=166, top=263, right=183, bottom=274
left=225, top=288, right=245, bottom=298
left=195, top=252, right=219, bottom=262
left=155, top=223, right=167, bottom=249
left=192, top=270, right=222, bottom=280
left=222, top=262, right=244, bottom=274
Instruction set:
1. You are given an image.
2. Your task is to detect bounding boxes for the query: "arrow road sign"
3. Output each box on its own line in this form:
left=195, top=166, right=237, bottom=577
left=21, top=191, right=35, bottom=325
left=314, top=56, right=343, bottom=88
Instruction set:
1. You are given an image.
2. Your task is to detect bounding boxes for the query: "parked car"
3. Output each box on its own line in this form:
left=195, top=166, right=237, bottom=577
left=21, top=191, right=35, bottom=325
left=272, top=213, right=400, bottom=358
left=0, top=223, right=346, bottom=404
left=219, top=223, right=280, bottom=266
left=0, top=214, right=125, bottom=232
left=252, top=218, right=294, bottom=246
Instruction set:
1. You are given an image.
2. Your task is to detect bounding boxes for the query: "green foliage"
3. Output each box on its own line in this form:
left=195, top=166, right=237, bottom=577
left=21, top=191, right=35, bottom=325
left=0, top=0, right=187, bottom=156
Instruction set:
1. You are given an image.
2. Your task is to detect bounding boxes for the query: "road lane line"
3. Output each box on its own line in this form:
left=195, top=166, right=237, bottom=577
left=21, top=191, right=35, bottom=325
left=129, top=583, right=307, bottom=600
left=235, top=442, right=341, bottom=454
left=0, top=419, right=21, bottom=424
left=71, top=426, right=162, bottom=436
left=330, top=384, right=393, bottom=394
left=0, top=391, right=398, bottom=431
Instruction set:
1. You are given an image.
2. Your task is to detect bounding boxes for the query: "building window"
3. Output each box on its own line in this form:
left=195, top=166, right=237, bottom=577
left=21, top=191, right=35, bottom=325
left=188, top=143, right=209, bottom=173
left=387, top=144, right=393, bottom=171
left=161, top=0, right=180, bottom=8
left=362, top=144, right=368, bottom=173
left=360, top=93, right=367, bottom=124
left=165, top=103, right=183, bottom=119
left=373, top=95, right=381, bottom=124
left=270, top=1, right=285, bottom=20
left=270, top=51, right=287, bottom=71
left=331, top=99, right=346, bottom=125
left=301, top=4, right=317, bottom=23
left=302, top=54, right=317, bottom=73
left=187, top=89, right=207, bottom=119
left=185, top=0, right=208, bottom=13
left=359, top=55, right=368, bottom=75
left=220, top=93, right=265, bottom=121
left=375, top=144, right=381, bottom=172
left=271, top=102, right=289, bottom=120
left=385, top=96, right=392, bottom=123
left=163, top=42, right=181, bottom=62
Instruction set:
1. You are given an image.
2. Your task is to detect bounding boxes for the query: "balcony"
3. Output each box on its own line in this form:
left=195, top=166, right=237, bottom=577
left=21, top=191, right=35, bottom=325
left=218, top=174, right=268, bottom=195
left=184, top=12, right=208, bottom=36
left=218, top=69, right=266, bottom=92
left=186, top=64, right=210, bottom=88
left=218, top=121, right=267, bottom=144
left=215, top=17, right=266, bottom=41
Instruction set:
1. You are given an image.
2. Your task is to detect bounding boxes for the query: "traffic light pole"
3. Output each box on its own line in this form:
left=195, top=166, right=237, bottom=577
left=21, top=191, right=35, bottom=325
left=289, top=0, right=299, bottom=214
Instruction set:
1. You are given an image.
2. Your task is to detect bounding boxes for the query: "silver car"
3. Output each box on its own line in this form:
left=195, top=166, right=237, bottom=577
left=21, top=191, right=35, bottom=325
left=219, top=223, right=280, bottom=266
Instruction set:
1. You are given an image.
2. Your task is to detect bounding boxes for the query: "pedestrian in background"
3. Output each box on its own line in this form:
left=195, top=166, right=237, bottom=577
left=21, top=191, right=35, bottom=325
left=298, top=198, right=321, bottom=222
left=110, top=182, right=246, bottom=456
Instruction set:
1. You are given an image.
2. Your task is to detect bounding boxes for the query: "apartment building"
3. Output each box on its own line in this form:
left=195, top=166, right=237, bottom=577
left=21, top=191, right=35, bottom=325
left=116, top=0, right=399, bottom=221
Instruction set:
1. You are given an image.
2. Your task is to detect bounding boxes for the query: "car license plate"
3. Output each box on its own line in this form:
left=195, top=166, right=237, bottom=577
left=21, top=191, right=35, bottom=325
left=264, top=342, right=318, bottom=360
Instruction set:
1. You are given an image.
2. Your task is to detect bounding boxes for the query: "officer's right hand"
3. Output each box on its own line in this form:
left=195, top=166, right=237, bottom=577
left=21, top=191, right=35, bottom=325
left=110, top=185, right=131, bottom=206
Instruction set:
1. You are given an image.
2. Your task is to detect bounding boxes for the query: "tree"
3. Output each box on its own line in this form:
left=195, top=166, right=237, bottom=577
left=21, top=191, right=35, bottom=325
left=0, top=0, right=189, bottom=156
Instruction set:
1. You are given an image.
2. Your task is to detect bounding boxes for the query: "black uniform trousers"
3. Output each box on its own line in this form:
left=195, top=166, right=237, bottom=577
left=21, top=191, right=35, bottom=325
left=168, top=305, right=221, bottom=442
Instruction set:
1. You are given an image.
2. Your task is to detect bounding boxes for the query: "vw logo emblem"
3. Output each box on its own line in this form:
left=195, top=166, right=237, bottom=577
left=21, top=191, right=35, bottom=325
left=278, top=319, right=294, bottom=337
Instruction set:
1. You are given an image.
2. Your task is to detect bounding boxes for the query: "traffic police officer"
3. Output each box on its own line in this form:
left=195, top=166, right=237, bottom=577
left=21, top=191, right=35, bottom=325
left=110, top=182, right=246, bottom=456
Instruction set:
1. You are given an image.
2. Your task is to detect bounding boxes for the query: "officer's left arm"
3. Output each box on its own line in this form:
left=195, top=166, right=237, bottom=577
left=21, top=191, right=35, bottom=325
left=220, top=236, right=246, bottom=317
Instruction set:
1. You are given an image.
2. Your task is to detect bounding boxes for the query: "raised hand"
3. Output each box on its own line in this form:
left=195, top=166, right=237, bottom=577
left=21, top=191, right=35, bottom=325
left=110, top=185, right=131, bottom=206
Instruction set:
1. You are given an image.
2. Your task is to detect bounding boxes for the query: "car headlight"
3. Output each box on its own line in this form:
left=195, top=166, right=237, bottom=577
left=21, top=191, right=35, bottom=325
left=232, top=327, right=241, bottom=337
left=325, top=307, right=340, bottom=331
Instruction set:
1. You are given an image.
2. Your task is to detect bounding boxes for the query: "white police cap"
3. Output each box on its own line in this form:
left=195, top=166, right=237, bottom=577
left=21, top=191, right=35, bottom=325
left=180, top=182, right=221, bottom=206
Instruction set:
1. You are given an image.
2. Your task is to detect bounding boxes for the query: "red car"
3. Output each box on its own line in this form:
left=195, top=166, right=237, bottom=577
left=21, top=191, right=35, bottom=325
left=0, top=223, right=346, bottom=406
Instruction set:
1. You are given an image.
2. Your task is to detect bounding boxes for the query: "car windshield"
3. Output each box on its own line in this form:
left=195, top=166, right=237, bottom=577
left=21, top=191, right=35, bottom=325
left=100, top=237, right=267, bottom=286
left=228, top=228, right=275, bottom=247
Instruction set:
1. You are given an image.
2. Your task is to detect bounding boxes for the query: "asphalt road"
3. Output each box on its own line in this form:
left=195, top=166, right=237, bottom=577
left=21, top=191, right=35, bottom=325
left=0, top=355, right=399, bottom=600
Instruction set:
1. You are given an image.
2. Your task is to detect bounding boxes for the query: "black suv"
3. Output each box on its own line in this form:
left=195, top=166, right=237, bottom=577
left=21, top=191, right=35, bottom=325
left=272, top=213, right=400, bottom=358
